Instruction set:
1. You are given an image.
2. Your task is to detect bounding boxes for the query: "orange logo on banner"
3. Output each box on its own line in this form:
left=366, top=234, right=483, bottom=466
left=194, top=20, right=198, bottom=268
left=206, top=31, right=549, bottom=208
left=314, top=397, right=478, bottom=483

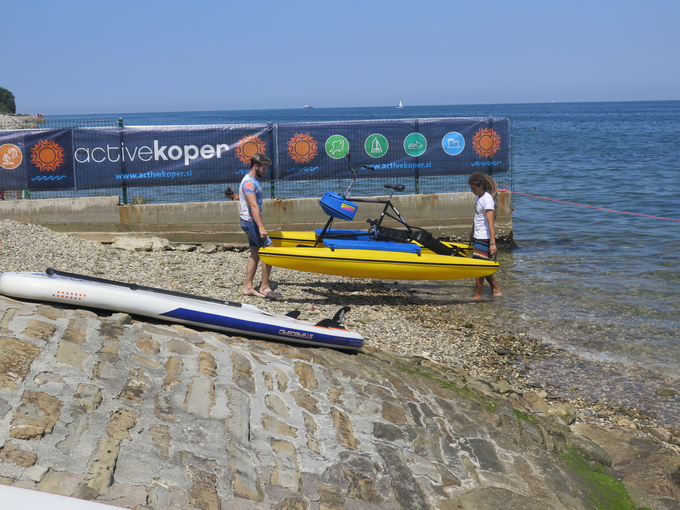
left=287, top=133, right=318, bottom=164
left=472, top=128, right=502, bottom=158
left=234, top=135, right=267, bottom=165
left=30, top=139, right=66, bottom=171
left=0, top=144, right=22, bottom=170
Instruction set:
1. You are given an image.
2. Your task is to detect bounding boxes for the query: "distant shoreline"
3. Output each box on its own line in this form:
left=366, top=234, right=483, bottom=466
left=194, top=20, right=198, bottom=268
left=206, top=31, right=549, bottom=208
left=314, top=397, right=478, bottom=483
left=0, top=113, right=46, bottom=130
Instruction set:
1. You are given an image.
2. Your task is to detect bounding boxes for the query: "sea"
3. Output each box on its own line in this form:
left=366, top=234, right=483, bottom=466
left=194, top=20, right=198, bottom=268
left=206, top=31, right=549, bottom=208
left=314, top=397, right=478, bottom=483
left=46, top=101, right=680, bottom=426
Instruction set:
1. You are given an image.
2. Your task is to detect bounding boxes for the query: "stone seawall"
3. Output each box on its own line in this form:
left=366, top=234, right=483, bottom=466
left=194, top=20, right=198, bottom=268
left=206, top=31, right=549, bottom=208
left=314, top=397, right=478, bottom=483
left=1, top=295, right=677, bottom=509
left=0, top=193, right=514, bottom=246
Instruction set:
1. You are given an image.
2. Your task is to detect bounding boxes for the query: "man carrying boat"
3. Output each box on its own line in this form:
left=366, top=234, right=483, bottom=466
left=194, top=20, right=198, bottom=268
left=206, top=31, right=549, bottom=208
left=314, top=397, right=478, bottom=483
left=239, top=153, right=281, bottom=299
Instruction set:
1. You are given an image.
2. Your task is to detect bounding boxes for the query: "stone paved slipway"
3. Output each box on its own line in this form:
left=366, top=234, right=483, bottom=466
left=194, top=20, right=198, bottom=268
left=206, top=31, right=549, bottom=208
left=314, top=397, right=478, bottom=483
left=1, top=295, right=679, bottom=509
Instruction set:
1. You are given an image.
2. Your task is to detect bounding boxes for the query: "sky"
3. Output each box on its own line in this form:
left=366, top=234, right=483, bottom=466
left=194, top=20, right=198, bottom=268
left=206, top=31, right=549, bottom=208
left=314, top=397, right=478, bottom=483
left=2, top=0, right=679, bottom=115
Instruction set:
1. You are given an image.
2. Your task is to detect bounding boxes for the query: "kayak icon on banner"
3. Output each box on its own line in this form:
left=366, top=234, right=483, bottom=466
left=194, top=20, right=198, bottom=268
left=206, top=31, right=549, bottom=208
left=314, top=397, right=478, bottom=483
left=442, top=131, right=465, bottom=156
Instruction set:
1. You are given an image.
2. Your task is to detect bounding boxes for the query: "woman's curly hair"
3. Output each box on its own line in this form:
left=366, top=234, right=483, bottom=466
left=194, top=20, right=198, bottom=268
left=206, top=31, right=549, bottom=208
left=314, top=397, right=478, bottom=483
left=468, top=172, right=499, bottom=218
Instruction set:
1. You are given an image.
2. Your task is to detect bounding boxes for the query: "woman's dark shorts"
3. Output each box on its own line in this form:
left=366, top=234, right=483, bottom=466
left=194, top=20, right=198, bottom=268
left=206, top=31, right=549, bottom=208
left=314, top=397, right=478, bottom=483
left=472, top=238, right=495, bottom=261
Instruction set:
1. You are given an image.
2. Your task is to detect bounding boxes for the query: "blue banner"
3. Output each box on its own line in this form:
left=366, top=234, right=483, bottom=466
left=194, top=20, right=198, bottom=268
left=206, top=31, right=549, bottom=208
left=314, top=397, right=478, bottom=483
left=1, top=129, right=74, bottom=190
left=275, top=117, right=509, bottom=182
left=73, top=124, right=273, bottom=188
left=0, top=117, right=508, bottom=191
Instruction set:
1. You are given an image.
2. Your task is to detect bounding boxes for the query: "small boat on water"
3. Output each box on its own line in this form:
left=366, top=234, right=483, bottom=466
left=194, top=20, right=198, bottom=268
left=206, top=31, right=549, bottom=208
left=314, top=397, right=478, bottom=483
left=258, top=153, right=499, bottom=280
left=260, top=155, right=499, bottom=281
left=261, top=229, right=495, bottom=280
left=268, top=229, right=472, bottom=256
left=0, top=269, right=363, bottom=350
left=304, top=105, right=313, bottom=108
left=397, top=101, right=403, bottom=108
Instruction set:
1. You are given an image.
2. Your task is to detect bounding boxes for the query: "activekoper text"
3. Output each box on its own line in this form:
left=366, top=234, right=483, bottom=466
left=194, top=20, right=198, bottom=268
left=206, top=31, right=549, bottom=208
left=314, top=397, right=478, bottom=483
left=75, top=141, right=230, bottom=167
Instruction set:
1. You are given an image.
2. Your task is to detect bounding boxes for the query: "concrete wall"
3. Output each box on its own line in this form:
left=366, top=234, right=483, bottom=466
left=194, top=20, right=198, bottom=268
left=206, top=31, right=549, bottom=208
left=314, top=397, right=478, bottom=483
left=0, top=192, right=513, bottom=244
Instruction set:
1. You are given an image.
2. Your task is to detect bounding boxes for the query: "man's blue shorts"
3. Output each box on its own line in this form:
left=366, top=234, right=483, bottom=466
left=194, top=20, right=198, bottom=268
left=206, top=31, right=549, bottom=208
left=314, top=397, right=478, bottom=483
left=241, top=220, right=272, bottom=249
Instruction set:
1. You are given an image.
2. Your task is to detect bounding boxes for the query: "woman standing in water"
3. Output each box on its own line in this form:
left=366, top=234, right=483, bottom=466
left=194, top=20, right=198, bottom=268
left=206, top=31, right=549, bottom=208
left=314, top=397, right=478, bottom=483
left=468, top=172, right=502, bottom=300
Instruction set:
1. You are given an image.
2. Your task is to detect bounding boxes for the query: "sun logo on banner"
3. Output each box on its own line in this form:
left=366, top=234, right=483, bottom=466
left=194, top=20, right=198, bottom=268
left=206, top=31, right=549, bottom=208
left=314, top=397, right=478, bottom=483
left=472, top=128, right=502, bottom=158
left=287, top=133, right=317, bottom=164
left=234, top=135, right=267, bottom=165
left=30, top=139, right=66, bottom=171
left=0, top=144, right=23, bottom=170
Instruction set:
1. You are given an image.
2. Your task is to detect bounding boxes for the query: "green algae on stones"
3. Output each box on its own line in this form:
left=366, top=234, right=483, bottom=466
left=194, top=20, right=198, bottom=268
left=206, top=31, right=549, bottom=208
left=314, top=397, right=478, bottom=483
left=561, top=448, right=637, bottom=510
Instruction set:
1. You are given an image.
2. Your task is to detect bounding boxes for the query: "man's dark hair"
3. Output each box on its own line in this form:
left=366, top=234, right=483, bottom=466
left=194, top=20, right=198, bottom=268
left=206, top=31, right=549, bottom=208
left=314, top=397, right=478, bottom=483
left=250, top=153, right=272, bottom=168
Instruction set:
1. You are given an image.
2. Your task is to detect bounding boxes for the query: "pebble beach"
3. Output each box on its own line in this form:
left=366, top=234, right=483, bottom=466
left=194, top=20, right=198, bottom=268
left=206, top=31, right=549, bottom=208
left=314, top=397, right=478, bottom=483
left=1, top=219, right=678, bottom=451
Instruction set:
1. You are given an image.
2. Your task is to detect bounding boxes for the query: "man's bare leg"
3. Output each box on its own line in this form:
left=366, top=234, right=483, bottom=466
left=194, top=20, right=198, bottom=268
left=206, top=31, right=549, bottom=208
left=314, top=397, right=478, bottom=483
left=243, top=247, right=265, bottom=297
left=259, top=262, right=274, bottom=295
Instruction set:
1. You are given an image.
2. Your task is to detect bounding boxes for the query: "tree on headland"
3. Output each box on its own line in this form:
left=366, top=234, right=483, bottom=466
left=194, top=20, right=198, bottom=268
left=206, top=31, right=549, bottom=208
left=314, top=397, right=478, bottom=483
left=0, top=87, right=17, bottom=114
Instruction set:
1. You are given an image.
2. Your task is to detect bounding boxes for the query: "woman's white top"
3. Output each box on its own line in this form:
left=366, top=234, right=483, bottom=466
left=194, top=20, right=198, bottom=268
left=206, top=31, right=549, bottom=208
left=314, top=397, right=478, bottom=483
left=473, top=192, right=494, bottom=239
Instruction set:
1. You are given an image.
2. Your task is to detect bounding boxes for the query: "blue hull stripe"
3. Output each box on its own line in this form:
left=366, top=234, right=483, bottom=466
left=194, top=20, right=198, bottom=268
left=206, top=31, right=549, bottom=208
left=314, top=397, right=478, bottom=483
left=160, top=307, right=363, bottom=348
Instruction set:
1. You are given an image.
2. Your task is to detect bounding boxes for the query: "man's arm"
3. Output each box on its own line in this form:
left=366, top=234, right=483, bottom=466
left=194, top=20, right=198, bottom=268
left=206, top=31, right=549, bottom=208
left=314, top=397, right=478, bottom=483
left=245, top=193, right=267, bottom=237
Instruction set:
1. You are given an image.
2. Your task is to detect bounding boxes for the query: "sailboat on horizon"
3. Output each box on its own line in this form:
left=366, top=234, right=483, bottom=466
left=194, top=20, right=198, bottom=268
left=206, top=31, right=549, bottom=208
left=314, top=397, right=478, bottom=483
left=397, top=101, right=403, bottom=108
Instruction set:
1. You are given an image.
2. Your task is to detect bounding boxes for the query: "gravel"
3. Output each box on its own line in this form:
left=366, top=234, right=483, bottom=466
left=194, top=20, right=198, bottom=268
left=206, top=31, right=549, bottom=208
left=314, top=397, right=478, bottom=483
left=1, top=218, right=678, bottom=448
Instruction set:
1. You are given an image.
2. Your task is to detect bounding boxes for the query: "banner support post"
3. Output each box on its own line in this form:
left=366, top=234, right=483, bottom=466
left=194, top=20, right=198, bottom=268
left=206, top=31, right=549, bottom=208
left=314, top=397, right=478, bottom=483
left=118, top=118, right=128, bottom=205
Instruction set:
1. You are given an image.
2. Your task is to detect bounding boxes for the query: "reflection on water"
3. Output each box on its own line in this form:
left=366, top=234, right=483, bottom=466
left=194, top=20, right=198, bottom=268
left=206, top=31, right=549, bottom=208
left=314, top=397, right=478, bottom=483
left=465, top=248, right=680, bottom=379
left=413, top=242, right=680, bottom=380
left=415, top=246, right=680, bottom=425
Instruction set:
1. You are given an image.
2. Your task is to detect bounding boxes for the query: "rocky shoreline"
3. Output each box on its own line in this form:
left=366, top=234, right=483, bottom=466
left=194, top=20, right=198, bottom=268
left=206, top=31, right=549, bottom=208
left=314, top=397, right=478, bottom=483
left=1, top=219, right=679, bottom=508
left=0, top=219, right=677, bottom=451
left=0, top=114, right=45, bottom=130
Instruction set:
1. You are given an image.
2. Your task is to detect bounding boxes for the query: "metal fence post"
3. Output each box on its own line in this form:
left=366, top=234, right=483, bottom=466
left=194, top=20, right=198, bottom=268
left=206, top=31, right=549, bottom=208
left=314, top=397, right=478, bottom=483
left=271, top=122, right=277, bottom=199
left=118, top=118, right=128, bottom=205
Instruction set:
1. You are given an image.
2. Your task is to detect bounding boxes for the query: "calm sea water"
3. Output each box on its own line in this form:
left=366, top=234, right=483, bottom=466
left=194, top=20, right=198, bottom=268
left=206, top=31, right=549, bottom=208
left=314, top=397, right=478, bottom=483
left=47, top=102, right=680, bottom=423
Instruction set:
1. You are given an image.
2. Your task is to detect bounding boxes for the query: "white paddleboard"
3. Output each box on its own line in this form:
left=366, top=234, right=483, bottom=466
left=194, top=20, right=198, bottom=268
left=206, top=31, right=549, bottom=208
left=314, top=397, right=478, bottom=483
left=0, top=270, right=363, bottom=350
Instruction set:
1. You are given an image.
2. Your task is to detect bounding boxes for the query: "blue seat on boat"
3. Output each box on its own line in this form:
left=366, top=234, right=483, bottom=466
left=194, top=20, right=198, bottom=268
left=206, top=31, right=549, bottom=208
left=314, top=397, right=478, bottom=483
left=322, top=238, right=421, bottom=254
left=314, top=229, right=369, bottom=241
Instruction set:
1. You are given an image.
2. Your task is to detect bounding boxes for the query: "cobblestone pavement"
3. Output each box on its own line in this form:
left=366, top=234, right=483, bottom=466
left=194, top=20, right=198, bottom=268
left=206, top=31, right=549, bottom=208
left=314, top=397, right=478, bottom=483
left=1, top=294, right=679, bottom=509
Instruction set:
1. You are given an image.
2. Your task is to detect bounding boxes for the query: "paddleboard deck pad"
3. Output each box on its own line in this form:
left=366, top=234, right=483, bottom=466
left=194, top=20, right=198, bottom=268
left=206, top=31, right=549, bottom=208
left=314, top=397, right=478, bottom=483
left=0, top=269, right=363, bottom=350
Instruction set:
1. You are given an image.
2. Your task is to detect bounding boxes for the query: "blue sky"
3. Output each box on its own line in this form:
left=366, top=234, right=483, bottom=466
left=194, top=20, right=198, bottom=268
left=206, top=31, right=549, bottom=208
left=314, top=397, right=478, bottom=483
left=2, top=0, right=679, bottom=115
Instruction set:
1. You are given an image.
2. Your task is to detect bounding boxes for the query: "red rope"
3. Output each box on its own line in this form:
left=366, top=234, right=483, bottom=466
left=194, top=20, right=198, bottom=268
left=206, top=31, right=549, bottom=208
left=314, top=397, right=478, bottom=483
left=501, top=189, right=680, bottom=222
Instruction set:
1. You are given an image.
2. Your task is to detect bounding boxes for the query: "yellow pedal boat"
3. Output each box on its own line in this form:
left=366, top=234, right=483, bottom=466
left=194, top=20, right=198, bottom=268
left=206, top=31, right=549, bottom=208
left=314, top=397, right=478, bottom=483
left=260, top=230, right=498, bottom=281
